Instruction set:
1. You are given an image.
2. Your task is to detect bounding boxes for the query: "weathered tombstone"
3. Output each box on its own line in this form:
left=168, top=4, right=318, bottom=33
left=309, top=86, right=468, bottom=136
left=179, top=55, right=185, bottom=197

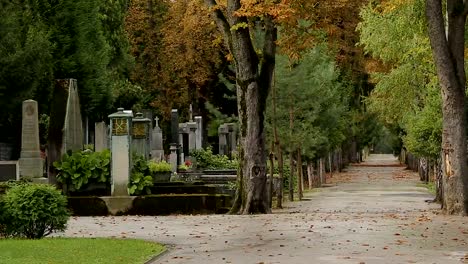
left=109, top=108, right=133, bottom=196
left=171, top=109, right=179, bottom=146
left=19, top=100, right=45, bottom=182
left=178, top=123, right=188, bottom=163
left=132, top=113, right=151, bottom=159
left=142, top=109, right=153, bottom=155
left=218, top=124, right=229, bottom=155
left=94, top=121, right=108, bottom=152
left=187, top=122, right=197, bottom=152
left=226, top=123, right=237, bottom=157
left=0, top=142, right=14, bottom=161
left=151, top=116, right=164, bottom=161
left=62, top=79, right=84, bottom=152
left=0, top=161, right=19, bottom=182
left=47, top=79, right=84, bottom=185
left=194, top=116, right=203, bottom=150
left=169, top=144, right=178, bottom=173
left=171, top=109, right=180, bottom=166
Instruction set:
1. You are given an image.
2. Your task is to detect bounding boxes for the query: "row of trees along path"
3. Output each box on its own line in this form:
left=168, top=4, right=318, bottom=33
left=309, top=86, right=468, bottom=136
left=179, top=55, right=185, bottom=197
left=64, top=154, right=468, bottom=263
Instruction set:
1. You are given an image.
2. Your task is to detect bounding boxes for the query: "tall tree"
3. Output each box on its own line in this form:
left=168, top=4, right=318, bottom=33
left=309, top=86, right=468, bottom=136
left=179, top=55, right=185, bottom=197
left=204, top=0, right=277, bottom=213
left=426, top=0, right=468, bottom=215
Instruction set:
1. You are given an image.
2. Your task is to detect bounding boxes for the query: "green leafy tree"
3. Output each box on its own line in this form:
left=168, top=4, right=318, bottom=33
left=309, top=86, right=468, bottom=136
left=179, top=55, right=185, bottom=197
left=0, top=0, right=53, bottom=147
left=358, top=0, right=442, bottom=160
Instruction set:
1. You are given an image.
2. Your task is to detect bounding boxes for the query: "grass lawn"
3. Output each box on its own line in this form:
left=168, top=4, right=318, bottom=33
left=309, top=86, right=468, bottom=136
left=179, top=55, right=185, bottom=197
left=0, top=237, right=165, bottom=264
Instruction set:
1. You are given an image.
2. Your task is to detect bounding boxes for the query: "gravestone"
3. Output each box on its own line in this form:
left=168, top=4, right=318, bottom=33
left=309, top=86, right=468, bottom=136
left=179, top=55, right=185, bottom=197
left=142, top=110, right=153, bottom=156
left=62, top=79, right=84, bottom=153
left=178, top=123, right=188, bottom=164
left=132, top=113, right=151, bottom=159
left=18, top=100, right=45, bottom=181
left=0, top=161, right=19, bottom=182
left=94, top=121, right=108, bottom=152
left=171, top=109, right=179, bottom=146
left=0, top=143, right=13, bottom=160
left=169, top=144, right=178, bottom=173
left=194, top=116, right=203, bottom=150
left=226, top=123, right=237, bottom=157
left=171, top=109, right=180, bottom=166
left=218, top=124, right=228, bottom=155
left=151, top=117, right=164, bottom=161
left=109, top=108, right=133, bottom=196
left=187, top=122, right=197, bottom=152
left=48, top=79, right=84, bottom=185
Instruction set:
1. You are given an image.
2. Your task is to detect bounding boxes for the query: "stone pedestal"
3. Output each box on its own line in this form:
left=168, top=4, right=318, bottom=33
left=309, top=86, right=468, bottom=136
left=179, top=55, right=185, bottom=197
left=109, top=108, right=133, bottom=196
left=170, top=143, right=178, bottom=173
left=19, top=100, right=44, bottom=180
left=132, top=113, right=151, bottom=159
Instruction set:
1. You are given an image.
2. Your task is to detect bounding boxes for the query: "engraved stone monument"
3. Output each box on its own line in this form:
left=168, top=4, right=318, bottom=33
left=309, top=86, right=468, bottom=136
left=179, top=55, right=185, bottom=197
left=19, top=100, right=45, bottom=181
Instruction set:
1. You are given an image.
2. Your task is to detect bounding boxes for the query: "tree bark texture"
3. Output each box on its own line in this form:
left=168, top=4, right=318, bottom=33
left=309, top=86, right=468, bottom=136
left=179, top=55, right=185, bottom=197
left=276, top=147, right=284, bottom=208
left=268, top=141, right=275, bottom=208
left=289, top=152, right=294, bottom=201
left=307, top=161, right=314, bottom=190
left=297, top=148, right=303, bottom=200
left=205, top=0, right=277, bottom=213
left=426, top=0, right=468, bottom=215
left=319, top=158, right=326, bottom=185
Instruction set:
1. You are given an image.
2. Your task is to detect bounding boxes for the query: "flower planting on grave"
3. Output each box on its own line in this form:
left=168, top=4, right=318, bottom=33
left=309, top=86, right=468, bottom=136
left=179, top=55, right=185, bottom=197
left=129, top=154, right=154, bottom=195
left=190, top=147, right=238, bottom=170
left=53, top=149, right=111, bottom=192
left=0, top=183, right=70, bottom=239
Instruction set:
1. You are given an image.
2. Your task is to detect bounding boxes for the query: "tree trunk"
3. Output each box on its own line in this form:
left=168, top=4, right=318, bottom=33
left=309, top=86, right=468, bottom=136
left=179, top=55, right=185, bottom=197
left=319, top=158, right=325, bottom=185
left=307, top=161, right=313, bottom=190
left=289, top=152, right=294, bottom=201
left=276, top=147, right=284, bottom=208
left=297, top=148, right=303, bottom=200
left=271, top=69, right=283, bottom=208
left=206, top=0, right=277, bottom=214
left=268, top=141, right=275, bottom=208
left=426, top=0, right=468, bottom=215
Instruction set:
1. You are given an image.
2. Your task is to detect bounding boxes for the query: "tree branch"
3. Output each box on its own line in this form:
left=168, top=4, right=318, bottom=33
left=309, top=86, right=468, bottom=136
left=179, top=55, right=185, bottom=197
left=426, top=0, right=458, bottom=90
left=204, top=0, right=233, bottom=52
left=258, top=15, right=277, bottom=106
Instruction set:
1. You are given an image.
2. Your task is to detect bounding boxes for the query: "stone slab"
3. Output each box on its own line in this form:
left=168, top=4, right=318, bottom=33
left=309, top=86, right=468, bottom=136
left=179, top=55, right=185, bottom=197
left=0, top=161, right=19, bottom=181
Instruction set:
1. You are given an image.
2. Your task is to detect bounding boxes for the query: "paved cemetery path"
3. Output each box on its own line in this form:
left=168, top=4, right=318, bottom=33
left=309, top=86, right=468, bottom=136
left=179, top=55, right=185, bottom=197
left=63, top=154, right=468, bottom=263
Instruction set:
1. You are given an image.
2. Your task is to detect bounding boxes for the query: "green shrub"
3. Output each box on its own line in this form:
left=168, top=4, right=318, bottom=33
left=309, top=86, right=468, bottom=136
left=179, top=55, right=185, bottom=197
left=147, top=160, right=171, bottom=173
left=54, top=149, right=111, bottom=190
left=190, top=147, right=238, bottom=169
left=1, top=184, right=70, bottom=239
left=129, top=154, right=153, bottom=195
left=129, top=172, right=153, bottom=195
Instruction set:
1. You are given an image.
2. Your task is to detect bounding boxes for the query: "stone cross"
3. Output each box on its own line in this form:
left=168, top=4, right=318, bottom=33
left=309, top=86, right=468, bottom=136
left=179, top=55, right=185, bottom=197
left=151, top=116, right=164, bottom=161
